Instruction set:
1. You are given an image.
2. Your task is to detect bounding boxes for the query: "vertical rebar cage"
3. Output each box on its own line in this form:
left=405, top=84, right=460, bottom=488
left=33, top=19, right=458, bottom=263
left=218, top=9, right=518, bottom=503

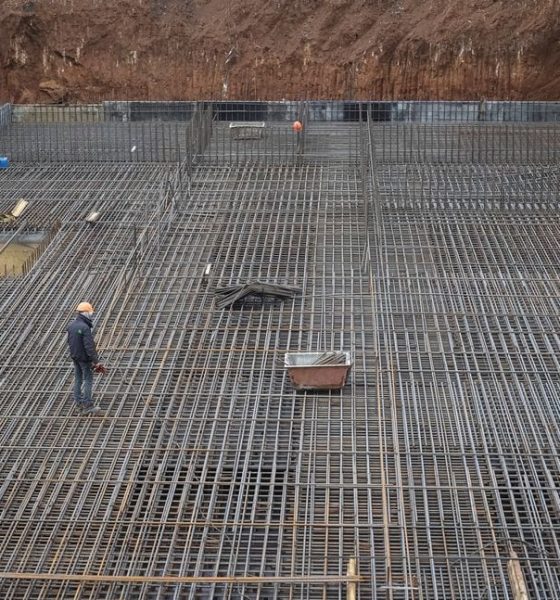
left=0, top=101, right=559, bottom=598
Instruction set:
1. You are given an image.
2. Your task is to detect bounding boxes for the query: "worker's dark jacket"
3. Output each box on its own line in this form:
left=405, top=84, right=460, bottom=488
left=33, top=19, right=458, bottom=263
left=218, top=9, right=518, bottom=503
left=67, top=314, right=99, bottom=364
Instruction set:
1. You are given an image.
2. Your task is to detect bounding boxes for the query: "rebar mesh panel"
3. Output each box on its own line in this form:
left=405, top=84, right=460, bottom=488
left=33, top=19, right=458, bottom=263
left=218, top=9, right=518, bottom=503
left=376, top=164, right=560, bottom=212
left=199, top=122, right=360, bottom=165
left=370, top=123, right=560, bottom=164
left=368, top=121, right=560, bottom=598
left=0, top=157, right=377, bottom=598
left=0, top=114, right=560, bottom=599
left=2, top=122, right=192, bottom=163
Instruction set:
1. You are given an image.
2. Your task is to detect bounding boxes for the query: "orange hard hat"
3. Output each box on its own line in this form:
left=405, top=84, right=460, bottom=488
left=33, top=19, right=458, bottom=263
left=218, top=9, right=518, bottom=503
left=292, top=120, right=303, bottom=132
left=76, top=302, right=94, bottom=312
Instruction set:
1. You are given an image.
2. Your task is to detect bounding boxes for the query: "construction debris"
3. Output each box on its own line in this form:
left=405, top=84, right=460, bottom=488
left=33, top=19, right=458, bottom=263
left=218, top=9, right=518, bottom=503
left=214, top=281, right=300, bottom=309
left=0, top=198, right=28, bottom=223
left=85, top=211, right=101, bottom=223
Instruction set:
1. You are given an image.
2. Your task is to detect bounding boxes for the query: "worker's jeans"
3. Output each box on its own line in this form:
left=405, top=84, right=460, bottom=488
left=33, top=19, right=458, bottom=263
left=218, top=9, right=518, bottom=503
left=73, top=360, right=93, bottom=406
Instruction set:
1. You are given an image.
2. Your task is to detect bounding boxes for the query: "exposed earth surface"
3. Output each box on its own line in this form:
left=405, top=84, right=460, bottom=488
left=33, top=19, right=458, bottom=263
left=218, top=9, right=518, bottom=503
left=1, top=0, right=559, bottom=103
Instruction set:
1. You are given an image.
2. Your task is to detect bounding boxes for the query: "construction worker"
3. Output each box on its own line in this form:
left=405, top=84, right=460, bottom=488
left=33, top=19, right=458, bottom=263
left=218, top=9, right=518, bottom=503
left=67, top=302, right=105, bottom=415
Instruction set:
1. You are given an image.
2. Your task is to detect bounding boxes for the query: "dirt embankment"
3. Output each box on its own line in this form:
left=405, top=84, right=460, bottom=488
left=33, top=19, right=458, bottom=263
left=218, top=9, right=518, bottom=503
left=1, top=0, right=559, bottom=103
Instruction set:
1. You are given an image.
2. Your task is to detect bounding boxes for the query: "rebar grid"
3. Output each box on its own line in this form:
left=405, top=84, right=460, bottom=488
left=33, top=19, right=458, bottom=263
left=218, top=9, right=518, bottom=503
left=366, top=120, right=560, bottom=599
left=0, top=109, right=559, bottom=599
left=376, top=164, right=560, bottom=212
left=3, top=121, right=184, bottom=162
left=370, top=122, right=560, bottom=164
left=2, top=103, right=211, bottom=164
left=199, top=122, right=361, bottom=165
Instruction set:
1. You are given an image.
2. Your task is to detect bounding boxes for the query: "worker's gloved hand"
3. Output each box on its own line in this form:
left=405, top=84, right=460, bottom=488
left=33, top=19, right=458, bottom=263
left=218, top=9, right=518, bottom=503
left=93, top=363, right=107, bottom=375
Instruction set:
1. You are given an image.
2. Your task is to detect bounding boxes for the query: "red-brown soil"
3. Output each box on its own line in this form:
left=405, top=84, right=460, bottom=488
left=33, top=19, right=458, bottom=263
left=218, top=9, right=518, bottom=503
left=1, top=0, right=559, bottom=103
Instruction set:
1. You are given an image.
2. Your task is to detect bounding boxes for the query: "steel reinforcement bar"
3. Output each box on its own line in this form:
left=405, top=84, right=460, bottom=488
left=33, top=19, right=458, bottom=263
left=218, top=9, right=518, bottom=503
left=0, top=109, right=559, bottom=598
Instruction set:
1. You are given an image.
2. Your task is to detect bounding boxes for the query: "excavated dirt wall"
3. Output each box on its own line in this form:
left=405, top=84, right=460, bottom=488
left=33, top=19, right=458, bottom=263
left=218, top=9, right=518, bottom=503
left=1, top=0, right=559, bottom=103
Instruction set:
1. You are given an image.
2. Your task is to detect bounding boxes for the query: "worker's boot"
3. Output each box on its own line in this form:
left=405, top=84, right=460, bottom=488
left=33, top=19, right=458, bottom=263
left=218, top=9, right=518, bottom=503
left=74, top=400, right=86, bottom=414
left=82, top=403, right=102, bottom=416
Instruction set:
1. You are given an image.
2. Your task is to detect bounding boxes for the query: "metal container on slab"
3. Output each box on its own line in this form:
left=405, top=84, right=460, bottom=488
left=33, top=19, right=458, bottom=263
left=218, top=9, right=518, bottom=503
left=284, top=351, right=352, bottom=390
